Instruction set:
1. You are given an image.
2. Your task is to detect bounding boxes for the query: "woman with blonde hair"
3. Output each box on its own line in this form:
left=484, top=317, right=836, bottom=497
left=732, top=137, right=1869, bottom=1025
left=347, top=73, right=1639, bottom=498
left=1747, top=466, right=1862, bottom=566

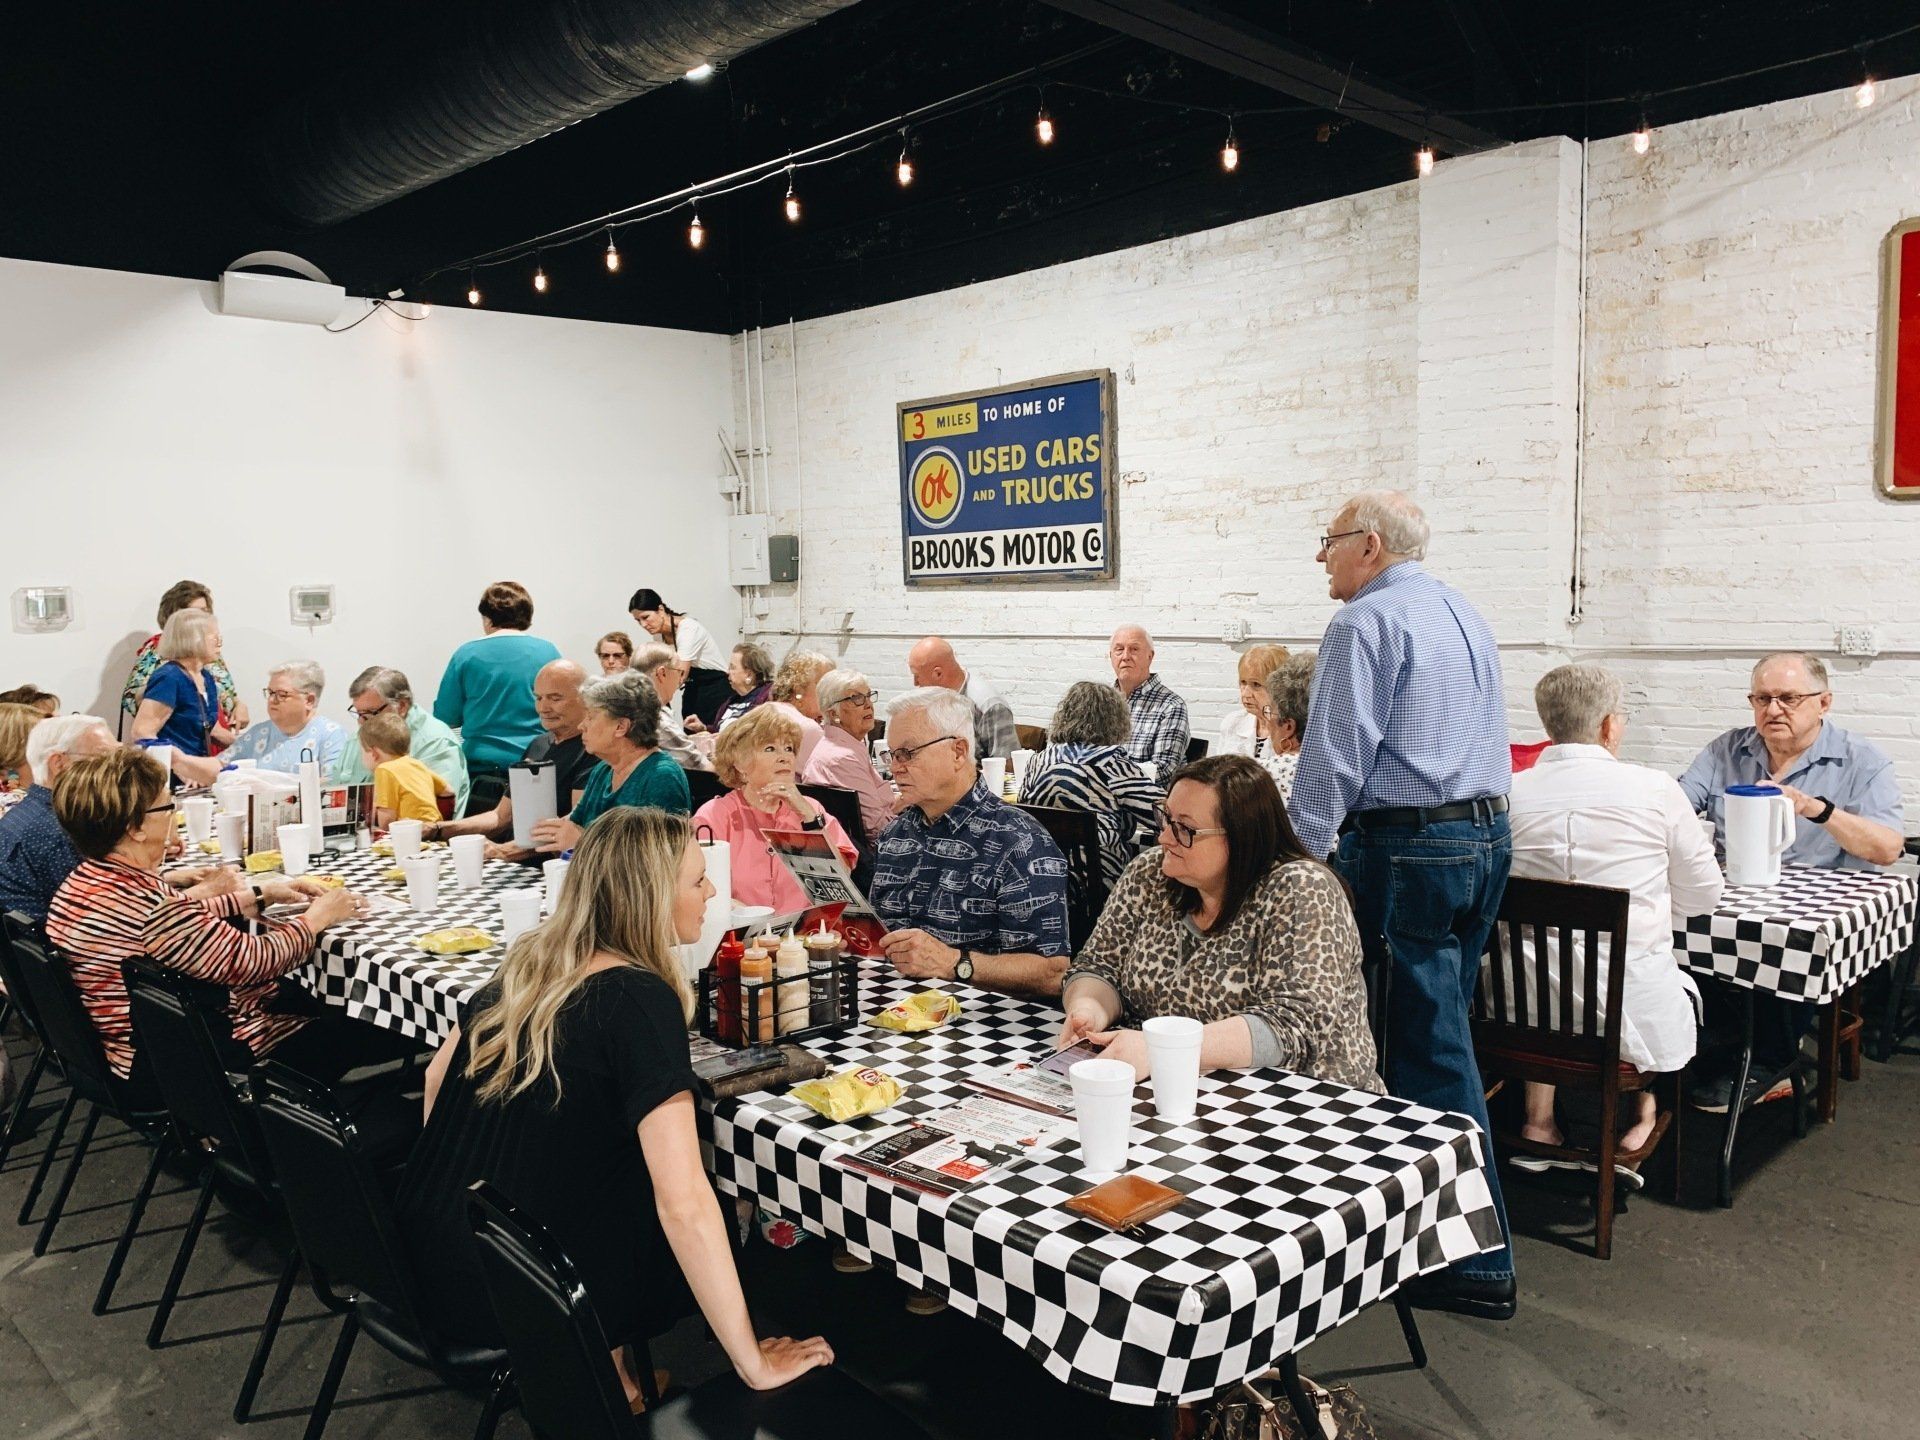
left=129, top=607, right=230, bottom=786
left=0, top=703, right=38, bottom=812
left=120, top=579, right=247, bottom=740
left=398, top=808, right=832, bottom=1404
left=1214, top=644, right=1289, bottom=763
left=761, top=649, right=832, bottom=767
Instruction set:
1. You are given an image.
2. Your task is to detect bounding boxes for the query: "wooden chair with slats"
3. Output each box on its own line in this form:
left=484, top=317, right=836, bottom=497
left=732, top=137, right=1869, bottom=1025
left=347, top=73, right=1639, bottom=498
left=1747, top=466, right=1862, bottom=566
left=1472, top=876, right=1680, bottom=1260
left=1014, top=724, right=1048, bottom=752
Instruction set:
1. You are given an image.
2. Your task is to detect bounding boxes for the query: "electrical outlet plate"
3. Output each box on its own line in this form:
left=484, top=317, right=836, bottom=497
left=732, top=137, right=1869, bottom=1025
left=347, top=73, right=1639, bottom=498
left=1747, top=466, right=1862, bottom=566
left=1835, top=625, right=1878, bottom=657
left=1221, top=617, right=1251, bottom=644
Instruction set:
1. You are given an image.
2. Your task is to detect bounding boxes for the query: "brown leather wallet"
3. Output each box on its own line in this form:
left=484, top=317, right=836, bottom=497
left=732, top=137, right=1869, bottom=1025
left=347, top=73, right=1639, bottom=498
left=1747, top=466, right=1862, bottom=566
left=1062, top=1173, right=1185, bottom=1233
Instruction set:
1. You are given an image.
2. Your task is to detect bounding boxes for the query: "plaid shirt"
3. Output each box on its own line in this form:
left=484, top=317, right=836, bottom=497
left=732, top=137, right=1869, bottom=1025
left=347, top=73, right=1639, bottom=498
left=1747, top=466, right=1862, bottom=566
left=1121, top=673, right=1190, bottom=785
left=872, top=782, right=1070, bottom=957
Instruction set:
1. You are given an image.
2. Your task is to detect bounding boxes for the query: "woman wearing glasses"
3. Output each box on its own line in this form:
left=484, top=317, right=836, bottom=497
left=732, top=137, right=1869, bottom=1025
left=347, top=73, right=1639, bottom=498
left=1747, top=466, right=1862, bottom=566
left=803, top=668, right=898, bottom=841
left=596, top=631, right=635, bottom=675
left=1057, top=754, right=1381, bottom=1093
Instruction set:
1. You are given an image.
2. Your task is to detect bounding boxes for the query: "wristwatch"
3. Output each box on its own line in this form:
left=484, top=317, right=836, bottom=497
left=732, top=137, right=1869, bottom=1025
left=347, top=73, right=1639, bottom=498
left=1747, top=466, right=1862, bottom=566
left=953, top=948, right=975, bottom=983
left=1811, top=797, right=1836, bottom=825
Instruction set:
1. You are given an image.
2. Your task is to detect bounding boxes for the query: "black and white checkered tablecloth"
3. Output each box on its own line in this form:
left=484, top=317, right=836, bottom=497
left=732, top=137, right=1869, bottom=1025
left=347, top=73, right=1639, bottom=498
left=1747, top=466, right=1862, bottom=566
left=299, top=849, right=540, bottom=1042
left=705, top=967, right=1503, bottom=1407
left=1673, top=864, right=1916, bottom=1003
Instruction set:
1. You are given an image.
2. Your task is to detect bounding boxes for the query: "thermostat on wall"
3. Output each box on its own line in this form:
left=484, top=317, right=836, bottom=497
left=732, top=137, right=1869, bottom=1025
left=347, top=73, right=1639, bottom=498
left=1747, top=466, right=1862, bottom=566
left=11, top=586, right=75, bottom=632
left=290, top=585, right=335, bottom=625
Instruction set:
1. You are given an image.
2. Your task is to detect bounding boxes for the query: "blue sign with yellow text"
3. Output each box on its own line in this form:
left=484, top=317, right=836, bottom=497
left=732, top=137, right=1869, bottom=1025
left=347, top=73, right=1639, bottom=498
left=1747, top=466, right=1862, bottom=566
left=898, top=369, right=1116, bottom=586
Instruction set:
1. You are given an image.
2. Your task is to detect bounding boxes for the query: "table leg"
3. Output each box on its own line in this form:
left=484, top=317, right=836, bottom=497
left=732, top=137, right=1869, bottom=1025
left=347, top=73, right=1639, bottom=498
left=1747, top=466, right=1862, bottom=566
left=1277, top=1356, right=1319, bottom=1434
left=1817, top=996, right=1839, bottom=1124
left=1152, top=1399, right=1181, bottom=1440
left=1718, top=990, right=1756, bottom=1209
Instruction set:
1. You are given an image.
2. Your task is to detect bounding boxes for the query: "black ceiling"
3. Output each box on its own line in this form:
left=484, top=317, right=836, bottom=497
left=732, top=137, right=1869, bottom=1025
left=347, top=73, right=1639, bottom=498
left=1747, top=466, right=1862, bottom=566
left=5, top=1, right=1916, bottom=334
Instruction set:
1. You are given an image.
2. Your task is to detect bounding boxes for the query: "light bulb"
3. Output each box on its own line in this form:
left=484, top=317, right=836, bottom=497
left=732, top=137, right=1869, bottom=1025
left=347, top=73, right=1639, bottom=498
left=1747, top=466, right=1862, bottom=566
left=1856, top=76, right=1876, bottom=108
left=1632, top=124, right=1651, bottom=155
left=605, top=237, right=621, bottom=272
left=685, top=62, right=714, bottom=81
left=1036, top=107, right=1054, bottom=146
left=896, top=149, right=914, bottom=186
left=466, top=280, right=481, bottom=306
left=533, top=264, right=548, bottom=294
left=784, top=171, right=801, bottom=222
left=1416, top=145, right=1435, bottom=178
left=688, top=212, right=705, bottom=249
left=1221, top=135, right=1239, bottom=172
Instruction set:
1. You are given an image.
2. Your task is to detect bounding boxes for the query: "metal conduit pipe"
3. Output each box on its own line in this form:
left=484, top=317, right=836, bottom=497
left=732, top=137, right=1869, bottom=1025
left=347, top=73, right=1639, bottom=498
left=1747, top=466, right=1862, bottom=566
left=253, top=0, right=857, bottom=226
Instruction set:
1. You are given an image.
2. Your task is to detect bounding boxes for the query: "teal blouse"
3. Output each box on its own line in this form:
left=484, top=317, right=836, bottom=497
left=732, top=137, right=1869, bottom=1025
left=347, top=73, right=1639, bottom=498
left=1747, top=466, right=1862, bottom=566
left=570, top=750, right=692, bottom=827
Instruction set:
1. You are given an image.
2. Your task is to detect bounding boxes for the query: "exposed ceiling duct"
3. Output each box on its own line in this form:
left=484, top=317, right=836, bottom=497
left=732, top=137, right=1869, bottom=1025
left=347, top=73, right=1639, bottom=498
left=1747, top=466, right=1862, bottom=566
left=253, top=0, right=858, bottom=227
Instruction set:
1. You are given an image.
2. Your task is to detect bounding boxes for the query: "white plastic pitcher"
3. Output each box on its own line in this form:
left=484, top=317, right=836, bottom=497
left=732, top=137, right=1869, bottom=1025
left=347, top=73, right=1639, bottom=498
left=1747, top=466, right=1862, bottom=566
left=1723, top=784, right=1794, bottom=887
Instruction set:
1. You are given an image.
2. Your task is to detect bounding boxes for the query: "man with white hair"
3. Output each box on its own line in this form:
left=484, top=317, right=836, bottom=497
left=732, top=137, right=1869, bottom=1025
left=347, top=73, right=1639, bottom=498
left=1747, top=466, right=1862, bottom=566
left=225, top=660, right=346, bottom=773
left=1109, top=624, right=1189, bottom=784
left=1507, top=664, right=1723, bottom=1184
left=907, top=636, right=1016, bottom=760
left=1290, top=488, right=1517, bottom=1320
left=870, top=686, right=1069, bottom=997
left=631, top=645, right=715, bottom=773
left=0, top=714, right=118, bottom=921
left=331, top=666, right=470, bottom=813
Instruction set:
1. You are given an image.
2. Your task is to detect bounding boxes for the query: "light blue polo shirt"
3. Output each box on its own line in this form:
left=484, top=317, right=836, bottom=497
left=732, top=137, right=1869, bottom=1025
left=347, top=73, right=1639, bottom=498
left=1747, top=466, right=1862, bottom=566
left=1677, top=720, right=1903, bottom=871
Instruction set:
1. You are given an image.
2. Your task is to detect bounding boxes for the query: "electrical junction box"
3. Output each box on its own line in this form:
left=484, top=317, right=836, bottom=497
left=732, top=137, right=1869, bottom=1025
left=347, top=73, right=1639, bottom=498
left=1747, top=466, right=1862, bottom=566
left=12, top=586, right=74, bottom=632
left=728, top=515, right=772, bottom=586
left=768, top=534, right=799, bottom=584
left=290, top=585, right=335, bottom=625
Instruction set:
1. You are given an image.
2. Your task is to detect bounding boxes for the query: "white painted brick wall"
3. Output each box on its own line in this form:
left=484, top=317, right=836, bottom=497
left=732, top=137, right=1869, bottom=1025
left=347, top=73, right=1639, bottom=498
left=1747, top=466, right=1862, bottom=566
left=726, top=81, right=1920, bottom=823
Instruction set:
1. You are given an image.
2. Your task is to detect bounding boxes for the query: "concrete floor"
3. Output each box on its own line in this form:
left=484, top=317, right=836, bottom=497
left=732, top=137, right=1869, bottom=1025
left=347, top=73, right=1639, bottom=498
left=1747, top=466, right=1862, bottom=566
left=3, top=1024, right=1915, bottom=1440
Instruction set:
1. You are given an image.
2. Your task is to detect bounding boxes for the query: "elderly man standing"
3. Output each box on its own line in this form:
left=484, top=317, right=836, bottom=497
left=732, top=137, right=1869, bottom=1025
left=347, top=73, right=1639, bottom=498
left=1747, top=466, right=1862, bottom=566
left=0, top=714, right=118, bottom=921
left=1508, top=665, right=1723, bottom=1184
left=226, top=661, right=346, bottom=774
left=331, top=666, right=470, bottom=814
left=1289, top=489, right=1516, bottom=1321
left=1678, top=652, right=1902, bottom=1110
left=631, top=645, right=715, bottom=773
left=429, top=660, right=596, bottom=861
left=1109, top=625, right=1189, bottom=784
left=871, top=687, right=1070, bottom=997
left=908, top=636, right=1016, bottom=760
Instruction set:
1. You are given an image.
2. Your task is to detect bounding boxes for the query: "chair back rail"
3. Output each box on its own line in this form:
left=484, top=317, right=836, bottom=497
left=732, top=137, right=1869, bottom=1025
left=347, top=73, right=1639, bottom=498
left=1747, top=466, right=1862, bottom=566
left=1014, top=803, right=1108, bottom=949
left=4, top=913, right=121, bottom=1108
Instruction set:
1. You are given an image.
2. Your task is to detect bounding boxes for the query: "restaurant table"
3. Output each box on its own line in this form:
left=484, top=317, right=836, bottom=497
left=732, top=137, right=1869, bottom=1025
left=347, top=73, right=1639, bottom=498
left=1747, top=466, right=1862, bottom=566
left=297, top=848, right=540, bottom=1043
left=1672, top=862, right=1917, bottom=1204
left=705, top=964, right=1503, bottom=1429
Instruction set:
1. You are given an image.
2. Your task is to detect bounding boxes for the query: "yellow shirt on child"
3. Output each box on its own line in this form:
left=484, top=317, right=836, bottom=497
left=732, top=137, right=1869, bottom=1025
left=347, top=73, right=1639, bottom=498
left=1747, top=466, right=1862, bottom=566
left=373, top=755, right=450, bottom=824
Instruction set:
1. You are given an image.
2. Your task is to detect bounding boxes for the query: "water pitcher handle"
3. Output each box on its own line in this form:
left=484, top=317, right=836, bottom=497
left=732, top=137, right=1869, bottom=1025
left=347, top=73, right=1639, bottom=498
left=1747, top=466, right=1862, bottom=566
left=1771, top=794, right=1796, bottom=855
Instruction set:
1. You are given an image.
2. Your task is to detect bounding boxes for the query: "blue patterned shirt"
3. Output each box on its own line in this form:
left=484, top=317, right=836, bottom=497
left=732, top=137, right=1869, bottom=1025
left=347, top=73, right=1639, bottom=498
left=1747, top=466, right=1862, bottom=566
left=0, top=785, right=81, bottom=922
left=1677, top=721, right=1902, bottom=871
left=1288, top=561, right=1511, bottom=857
left=1121, top=673, right=1190, bottom=784
left=872, top=781, right=1071, bottom=957
left=224, top=714, right=347, bottom=775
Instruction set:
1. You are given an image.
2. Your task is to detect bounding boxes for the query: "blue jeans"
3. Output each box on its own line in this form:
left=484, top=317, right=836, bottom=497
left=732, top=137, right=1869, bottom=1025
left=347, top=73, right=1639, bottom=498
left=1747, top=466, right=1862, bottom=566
left=1334, top=813, right=1514, bottom=1281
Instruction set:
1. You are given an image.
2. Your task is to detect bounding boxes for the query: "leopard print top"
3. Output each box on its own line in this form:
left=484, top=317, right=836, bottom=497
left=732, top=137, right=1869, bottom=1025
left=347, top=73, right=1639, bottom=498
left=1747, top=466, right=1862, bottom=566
left=1069, top=848, right=1383, bottom=1094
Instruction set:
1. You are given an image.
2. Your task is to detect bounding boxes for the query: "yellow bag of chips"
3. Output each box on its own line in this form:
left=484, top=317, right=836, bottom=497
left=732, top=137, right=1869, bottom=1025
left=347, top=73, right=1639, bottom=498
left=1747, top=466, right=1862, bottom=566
left=868, top=990, right=962, bottom=1033
left=416, top=927, right=495, bottom=955
left=789, top=1067, right=903, bottom=1122
left=245, top=851, right=283, bottom=874
left=307, top=874, right=346, bottom=889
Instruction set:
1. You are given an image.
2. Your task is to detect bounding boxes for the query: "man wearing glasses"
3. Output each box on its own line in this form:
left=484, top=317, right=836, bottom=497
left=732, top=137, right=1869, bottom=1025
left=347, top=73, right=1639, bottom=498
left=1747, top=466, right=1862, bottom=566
left=1678, top=652, right=1903, bottom=1113
left=869, top=686, right=1070, bottom=998
left=1288, top=489, right=1516, bottom=1322
left=225, top=661, right=346, bottom=774
left=330, top=666, right=471, bottom=815
left=1679, top=652, right=1902, bottom=872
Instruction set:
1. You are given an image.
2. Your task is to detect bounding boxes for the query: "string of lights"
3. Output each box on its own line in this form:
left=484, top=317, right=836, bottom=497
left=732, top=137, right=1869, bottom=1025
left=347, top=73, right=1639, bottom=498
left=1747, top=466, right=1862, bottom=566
left=415, top=17, right=1920, bottom=305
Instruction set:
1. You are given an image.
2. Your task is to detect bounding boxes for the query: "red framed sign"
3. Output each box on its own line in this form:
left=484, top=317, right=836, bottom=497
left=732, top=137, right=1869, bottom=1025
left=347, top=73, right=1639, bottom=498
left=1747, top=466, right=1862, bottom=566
left=1877, top=218, right=1920, bottom=499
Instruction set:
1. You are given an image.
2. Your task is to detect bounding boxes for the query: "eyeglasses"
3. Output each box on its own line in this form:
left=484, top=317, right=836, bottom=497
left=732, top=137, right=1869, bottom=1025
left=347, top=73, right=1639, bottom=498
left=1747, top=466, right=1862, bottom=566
left=144, top=802, right=177, bottom=818
left=349, top=700, right=392, bottom=720
left=888, top=734, right=962, bottom=768
left=832, top=691, right=876, bottom=708
left=1155, top=806, right=1228, bottom=849
left=1318, top=529, right=1366, bottom=552
left=596, top=651, right=626, bottom=661
left=263, top=689, right=303, bottom=702
left=1747, top=692, right=1826, bottom=711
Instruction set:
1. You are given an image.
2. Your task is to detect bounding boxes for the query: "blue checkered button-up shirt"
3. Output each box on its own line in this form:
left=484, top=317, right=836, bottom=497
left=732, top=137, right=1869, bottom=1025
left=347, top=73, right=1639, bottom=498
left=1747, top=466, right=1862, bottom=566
left=1288, top=562, right=1511, bottom=857
left=1122, top=673, right=1190, bottom=785
left=871, top=781, right=1071, bottom=957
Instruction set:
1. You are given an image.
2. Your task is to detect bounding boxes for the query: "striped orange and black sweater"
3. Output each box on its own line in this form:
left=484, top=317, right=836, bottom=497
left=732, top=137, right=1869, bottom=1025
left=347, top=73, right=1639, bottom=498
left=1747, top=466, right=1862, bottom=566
left=46, top=858, right=314, bottom=1078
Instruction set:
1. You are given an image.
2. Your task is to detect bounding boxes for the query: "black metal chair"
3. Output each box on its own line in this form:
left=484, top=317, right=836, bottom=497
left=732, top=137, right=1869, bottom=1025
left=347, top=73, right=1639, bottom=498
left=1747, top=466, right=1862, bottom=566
left=1184, top=736, right=1209, bottom=764
left=798, top=783, right=874, bottom=891
left=0, top=911, right=67, bottom=1183
left=1014, top=804, right=1109, bottom=949
left=684, top=768, right=729, bottom=810
left=464, top=1180, right=933, bottom=1440
left=1869, top=835, right=1920, bottom=1061
left=120, top=959, right=301, bottom=1414
left=248, top=1062, right=509, bottom=1440
left=1, top=914, right=171, bottom=1292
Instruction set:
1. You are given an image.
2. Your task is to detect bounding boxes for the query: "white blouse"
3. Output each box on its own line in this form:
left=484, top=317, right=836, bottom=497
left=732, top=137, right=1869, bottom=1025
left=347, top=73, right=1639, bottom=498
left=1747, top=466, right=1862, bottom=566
left=669, top=615, right=730, bottom=673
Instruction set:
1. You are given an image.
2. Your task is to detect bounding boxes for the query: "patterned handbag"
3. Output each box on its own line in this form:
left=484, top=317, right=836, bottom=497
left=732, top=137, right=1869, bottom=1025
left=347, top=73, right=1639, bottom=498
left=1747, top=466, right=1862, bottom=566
left=1192, top=1374, right=1378, bottom=1440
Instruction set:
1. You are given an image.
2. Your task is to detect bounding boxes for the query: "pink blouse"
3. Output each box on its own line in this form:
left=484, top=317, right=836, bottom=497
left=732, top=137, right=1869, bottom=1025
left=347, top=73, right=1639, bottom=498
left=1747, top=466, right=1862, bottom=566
left=802, top=723, right=896, bottom=843
left=692, top=790, right=858, bottom=914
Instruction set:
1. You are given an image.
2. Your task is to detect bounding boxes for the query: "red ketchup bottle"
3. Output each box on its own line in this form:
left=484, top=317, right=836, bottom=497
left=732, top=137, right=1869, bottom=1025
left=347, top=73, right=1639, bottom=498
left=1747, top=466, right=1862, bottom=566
left=714, top=936, right=745, bottom=1046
